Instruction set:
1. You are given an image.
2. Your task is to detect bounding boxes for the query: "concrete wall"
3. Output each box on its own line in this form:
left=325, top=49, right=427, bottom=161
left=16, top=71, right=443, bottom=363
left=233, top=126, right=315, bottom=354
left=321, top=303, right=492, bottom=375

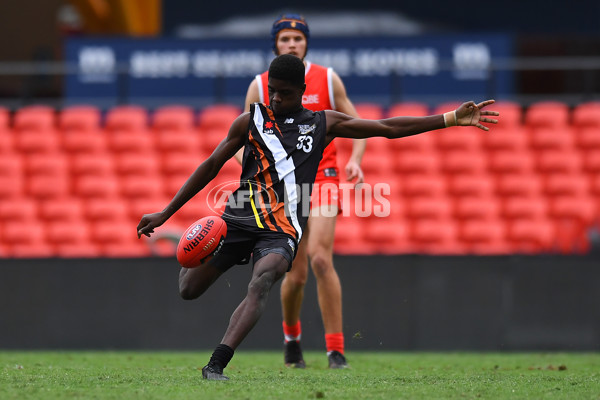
left=1, top=255, right=598, bottom=351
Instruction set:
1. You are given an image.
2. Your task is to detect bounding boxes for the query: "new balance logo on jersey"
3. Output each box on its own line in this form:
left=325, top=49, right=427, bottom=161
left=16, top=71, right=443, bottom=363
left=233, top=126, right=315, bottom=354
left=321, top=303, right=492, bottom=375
left=287, top=238, right=296, bottom=253
left=302, top=94, right=320, bottom=104
left=284, top=118, right=294, bottom=124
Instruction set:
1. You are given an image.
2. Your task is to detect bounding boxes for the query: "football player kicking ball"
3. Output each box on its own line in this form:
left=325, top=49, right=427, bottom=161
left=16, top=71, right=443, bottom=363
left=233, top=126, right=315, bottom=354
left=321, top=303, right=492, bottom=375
left=136, top=54, right=499, bottom=381
left=236, top=13, right=366, bottom=369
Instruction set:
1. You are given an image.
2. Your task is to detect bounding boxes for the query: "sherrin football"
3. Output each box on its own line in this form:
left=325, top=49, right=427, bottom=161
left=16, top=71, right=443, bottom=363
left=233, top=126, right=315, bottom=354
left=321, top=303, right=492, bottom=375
left=176, top=216, right=227, bottom=268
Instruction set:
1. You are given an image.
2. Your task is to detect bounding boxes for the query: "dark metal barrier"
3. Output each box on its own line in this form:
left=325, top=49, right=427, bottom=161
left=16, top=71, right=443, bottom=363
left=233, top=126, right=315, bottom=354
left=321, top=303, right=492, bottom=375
left=1, top=255, right=598, bottom=351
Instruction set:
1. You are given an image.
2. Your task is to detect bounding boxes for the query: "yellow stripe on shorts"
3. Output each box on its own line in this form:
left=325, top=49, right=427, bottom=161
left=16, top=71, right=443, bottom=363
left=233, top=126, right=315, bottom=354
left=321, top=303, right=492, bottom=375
left=248, top=180, right=264, bottom=229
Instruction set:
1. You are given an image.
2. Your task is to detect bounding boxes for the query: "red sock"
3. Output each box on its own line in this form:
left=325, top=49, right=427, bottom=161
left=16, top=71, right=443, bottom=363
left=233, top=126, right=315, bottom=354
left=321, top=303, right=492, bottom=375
left=283, top=321, right=302, bottom=343
left=325, top=332, right=344, bottom=354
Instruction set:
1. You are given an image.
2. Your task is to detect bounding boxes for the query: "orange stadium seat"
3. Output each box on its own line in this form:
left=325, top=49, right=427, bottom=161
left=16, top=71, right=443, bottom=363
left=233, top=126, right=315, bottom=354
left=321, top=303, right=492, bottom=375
left=107, top=129, right=154, bottom=154
left=435, top=127, right=482, bottom=152
left=333, top=216, right=366, bottom=254
left=571, top=102, right=600, bottom=128
left=524, top=101, right=570, bottom=129
left=406, top=195, right=453, bottom=220
left=388, top=132, right=435, bottom=153
left=119, top=175, right=164, bottom=200
left=481, top=127, right=528, bottom=152
left=128, top=197, right=170, bottom=223
left=453, top=196, right=501, bottom=221
left=440, top=150, right=487, bottom=175
left=39, top=198, right=84, bottom=222
left=583, top=150, right=600, bottom=174
left=0, top=199, right=37, bottom=222
left=1, top=220, right=45, bottom=246
left=0, top=154, right=23, bottom=177
left=459, top=219, right=510, bottom=255
left=506, top=218, right=555, bottom=253
left=590, top=174, right=600, bottom=197
left=24, top=153, right=69, bottom=177
left=197, top=104, right=241, bottom=131
left=45, top=220, right=91, bottom=247
left=548, top=195, right=596, bottom=226
left=59, top=105, right=102, bottom=132
left=13, top=105, right=55, bottom=131
left=488, top=150, right=535, bottom=175
left=0, top=132, right=14, bottom=154
left=62, top=129, right=107, bottom=154
left=161, top=152, right=202, bottom=176
left=575, top=127, right=600, bottom=150
left=363, top=219, right=411, bottom=254
left=535, top=149, right=582, bottom=174
left=83, top=198, right=129, bottom=223
left=447, top=174, right=494, bottom=198
left=355, top=103, right=384, bottom=120
left=200, top=128, right=228, bottom=153
left=90, top=220, right=140, bottom=247
left=543, top=173, right=590, bottom=198
left=495, top=173, right=542, bottom=198
left=528, top=127, right=576, bottom=151
left=387, top=102, right=429, bottom=117
left=73, top=175, right=120, bottom=199
left=501, top=196, right=548, bottom=221
left=491, top=101, right=523, bottom=129
left=114, top=152, right=160, bottom=178
left=359, top=150, right=395, bottom=178
left=401, top=174, right=447, bottom=198
left=14, top=129, right=60, bottom=153
left=155, top=129, right=201, bottom=154
left=27, top=175, right=70, bottom=199
left=153, top=105, right=195, bottom=131
left=70, top=153, right=115, bottom=177
left=394, top=152, right=440, bottom=175
left=162, top=172, right=191, bottom=198
left=0, top=175, right=24, bottom=199
left=104, top=105, right=148, bottom=132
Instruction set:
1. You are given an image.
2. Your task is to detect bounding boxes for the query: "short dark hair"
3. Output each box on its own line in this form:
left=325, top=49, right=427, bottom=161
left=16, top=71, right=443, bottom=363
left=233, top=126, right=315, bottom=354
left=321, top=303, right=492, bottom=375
left=268, top=54, right=305, bottom=87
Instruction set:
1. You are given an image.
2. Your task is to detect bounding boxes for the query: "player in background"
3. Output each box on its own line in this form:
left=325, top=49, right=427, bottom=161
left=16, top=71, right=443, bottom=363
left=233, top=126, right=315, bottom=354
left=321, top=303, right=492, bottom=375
left=236, top=13, right=366, bottom=369
left=137, top=54, right=499, bottom=380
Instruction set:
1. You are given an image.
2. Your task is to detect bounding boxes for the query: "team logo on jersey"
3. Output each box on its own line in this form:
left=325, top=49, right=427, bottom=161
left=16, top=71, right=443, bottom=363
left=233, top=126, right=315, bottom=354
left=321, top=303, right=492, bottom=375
left=263, top=120, right=275, bottom=134
left=284, top=118, right=294, bottom=124
left=298, top=124, right=316, bottom=135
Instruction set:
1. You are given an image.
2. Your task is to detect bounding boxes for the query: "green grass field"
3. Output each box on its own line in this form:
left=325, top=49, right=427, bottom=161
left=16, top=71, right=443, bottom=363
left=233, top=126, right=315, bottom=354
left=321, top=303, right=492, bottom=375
left=1, top=351, right=599, bottom=399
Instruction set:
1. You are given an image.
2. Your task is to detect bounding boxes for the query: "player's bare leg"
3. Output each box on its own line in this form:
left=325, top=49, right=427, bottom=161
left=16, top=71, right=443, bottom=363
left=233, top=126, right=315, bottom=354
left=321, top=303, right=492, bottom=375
left=280, top=234, right=309, bottom=367
left=178, top=261, right=224, bottom=300
left=203, top=253, right=289, bottom=380
left=307, top=205, right=348, bottom=368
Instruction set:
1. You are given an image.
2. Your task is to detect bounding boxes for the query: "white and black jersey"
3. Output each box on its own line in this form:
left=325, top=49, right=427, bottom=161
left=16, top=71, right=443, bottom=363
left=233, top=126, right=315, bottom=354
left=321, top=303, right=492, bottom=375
left=222, top=103, right=327, bottom=242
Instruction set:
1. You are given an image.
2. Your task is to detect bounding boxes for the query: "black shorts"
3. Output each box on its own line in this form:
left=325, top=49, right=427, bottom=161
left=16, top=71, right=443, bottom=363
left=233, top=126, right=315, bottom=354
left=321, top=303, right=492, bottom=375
left=208, top=222, right=297, bottom=272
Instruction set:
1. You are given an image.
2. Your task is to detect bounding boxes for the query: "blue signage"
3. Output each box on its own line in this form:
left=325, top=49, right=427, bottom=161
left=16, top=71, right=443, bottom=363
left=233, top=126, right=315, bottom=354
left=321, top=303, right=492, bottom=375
left=64, top=35, right=513, bottom=108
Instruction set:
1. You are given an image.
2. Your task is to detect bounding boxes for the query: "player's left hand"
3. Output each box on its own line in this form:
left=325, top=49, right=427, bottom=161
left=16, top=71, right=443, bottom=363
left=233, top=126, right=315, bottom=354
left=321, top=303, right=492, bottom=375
left=456, top=99, right=499, bottom=131
left=345, top=160, right=364, bottom=185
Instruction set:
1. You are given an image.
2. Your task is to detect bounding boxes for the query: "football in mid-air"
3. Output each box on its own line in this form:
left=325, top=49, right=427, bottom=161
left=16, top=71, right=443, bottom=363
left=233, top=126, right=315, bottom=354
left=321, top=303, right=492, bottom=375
left=176, top=216, right=227, bottom=268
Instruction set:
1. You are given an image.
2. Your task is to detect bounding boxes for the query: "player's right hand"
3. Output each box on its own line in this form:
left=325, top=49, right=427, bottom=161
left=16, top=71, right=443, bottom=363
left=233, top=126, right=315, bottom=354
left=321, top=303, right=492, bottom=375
left=137, top=212, right=166, bottom=238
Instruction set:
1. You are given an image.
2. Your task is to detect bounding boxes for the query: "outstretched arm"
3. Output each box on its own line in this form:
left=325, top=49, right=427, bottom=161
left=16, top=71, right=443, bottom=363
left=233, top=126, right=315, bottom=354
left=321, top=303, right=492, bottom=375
left=331, top=71, right=365, bottom=184
left=137, top=113, right=249, bottom=238
left=325, top=100, right=499, bottom=143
